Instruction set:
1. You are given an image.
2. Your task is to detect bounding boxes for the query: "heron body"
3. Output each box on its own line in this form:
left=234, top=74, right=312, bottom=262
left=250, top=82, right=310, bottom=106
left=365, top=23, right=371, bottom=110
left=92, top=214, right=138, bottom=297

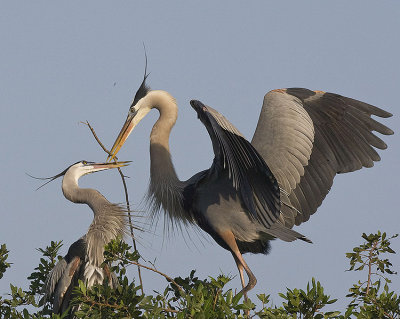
left=42, top=161, right=129, bottom=316
left=108, top=82, right=393, bottom=296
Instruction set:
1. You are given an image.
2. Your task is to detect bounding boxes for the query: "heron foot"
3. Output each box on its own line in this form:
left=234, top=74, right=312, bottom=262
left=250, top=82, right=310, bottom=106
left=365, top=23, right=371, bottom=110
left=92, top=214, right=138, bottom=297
left=240, top=275, right=257, bottom=296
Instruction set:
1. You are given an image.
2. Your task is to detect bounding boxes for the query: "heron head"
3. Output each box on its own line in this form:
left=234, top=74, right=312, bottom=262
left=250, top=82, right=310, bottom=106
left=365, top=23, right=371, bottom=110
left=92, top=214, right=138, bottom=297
left=190, top=100, right=208, bottom=121
left=29, top=160, right=130, bottom=190
left=108, top=74, right=151, bottom=161
left=67, top=161, right=131, bottom=179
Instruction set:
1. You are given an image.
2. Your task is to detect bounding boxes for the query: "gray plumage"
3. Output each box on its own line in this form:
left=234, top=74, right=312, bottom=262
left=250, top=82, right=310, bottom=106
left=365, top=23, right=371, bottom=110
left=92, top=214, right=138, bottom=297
left=252, top=88, right=393, bottom=228
left=108, top=85, right=393, bottom=297
left=41, top=161, right=129, bottom=316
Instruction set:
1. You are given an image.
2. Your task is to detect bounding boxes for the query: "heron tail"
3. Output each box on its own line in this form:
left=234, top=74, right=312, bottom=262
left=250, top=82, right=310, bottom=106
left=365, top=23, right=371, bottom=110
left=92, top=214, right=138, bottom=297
left=266, top=222, right=312, bottom=243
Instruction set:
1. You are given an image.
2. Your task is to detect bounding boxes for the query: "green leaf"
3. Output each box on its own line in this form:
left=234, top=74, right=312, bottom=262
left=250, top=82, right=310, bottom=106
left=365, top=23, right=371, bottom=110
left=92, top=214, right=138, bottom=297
left=232, top=292, right=243, bottom=306
left=78, top=280, right=87, bottom=295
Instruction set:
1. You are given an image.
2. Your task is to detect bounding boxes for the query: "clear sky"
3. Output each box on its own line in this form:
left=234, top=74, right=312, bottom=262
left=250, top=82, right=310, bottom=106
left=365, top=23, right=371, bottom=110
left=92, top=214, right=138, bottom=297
left=1, top=1, right=399, bottom=311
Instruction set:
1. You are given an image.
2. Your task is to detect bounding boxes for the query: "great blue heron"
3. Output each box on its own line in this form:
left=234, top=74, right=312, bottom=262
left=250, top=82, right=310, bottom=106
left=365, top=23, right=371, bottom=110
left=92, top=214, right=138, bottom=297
left=40, top=160, right=130, bottom=316
left=108, top=78, right=393, bottom=297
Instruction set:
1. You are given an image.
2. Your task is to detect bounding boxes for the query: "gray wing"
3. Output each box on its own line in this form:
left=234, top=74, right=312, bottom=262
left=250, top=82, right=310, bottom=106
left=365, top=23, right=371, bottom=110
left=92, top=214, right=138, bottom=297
left=53, top=256, right=82, bottom=313
left=43, top=257, right=68, bottom=302
left=252, top=88, right=393, bottom=228
left=43, top=237, right=86, bottom=313
left=190, top=100, right=280, bottom=229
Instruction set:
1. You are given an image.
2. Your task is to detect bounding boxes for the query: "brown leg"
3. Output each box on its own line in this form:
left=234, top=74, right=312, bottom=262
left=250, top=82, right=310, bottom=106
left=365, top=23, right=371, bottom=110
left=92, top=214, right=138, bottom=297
left=218, top=230, right=257, bottom=296
left=232, top=253, right=247, bottom=302
left=235, top=256, right=246, bottom=290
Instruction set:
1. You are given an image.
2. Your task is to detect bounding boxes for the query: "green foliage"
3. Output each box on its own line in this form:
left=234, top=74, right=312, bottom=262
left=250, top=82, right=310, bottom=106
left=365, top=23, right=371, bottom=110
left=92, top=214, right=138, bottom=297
left=346, top=231, right=400, bottom=319
left=159, top=272, right=253, bottom=318
left=0, top=244, right=11, bottom=280
left=255, top=280, right=341, bottom=319
left=276, top=278, right=339, bottom=319
left=28, top=241, right=64, bottom=296
left=0, top=241, right=64, bottom=319
left=103, top=240, right=252, bottom=318
left=0, top=231, right=398, bottom=318
left=103, top=238, right=141, bottom=278
left=71, top=278, right=144, bottom=318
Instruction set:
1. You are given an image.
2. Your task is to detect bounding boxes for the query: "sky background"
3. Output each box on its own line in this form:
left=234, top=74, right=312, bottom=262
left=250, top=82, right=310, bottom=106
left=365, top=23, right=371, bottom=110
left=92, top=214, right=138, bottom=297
left=1, top=1, right=399, bottom=312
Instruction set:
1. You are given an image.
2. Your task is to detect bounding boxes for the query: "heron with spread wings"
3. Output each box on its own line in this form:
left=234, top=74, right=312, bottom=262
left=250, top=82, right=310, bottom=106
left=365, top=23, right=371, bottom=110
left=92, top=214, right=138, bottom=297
left=39, top=160, right=130, bottom=316
left=107, top=76, right=393, bottom=298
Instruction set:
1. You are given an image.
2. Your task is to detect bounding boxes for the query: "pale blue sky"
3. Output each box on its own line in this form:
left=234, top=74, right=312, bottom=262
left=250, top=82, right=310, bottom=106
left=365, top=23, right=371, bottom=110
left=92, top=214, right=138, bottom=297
left=1, top=1, right=399, bottom=311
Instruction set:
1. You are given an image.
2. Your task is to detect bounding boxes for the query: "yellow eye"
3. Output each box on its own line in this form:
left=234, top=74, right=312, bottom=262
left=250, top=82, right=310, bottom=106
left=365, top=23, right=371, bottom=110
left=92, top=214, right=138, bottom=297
left=82, top=160, right=87, bottom=165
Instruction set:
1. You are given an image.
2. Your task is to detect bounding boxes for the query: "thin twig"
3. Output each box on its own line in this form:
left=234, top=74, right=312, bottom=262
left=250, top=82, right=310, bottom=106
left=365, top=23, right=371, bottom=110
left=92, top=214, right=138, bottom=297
left=125, top=259, right=184, bottom=294
left=81, top=121, right=112, bottom=156
left=369, top=296, right=395, bottom=319
left=213, top=289, right=220, bottom=311
left=113, top=253, right=183, bottom=293
left=366, top=240, right=380, bottom=295
left=162, top=308, right=179, bottom=313
left=84, top=296, right=179, bottom=314
left=117, top=166, right=144, bottom=294
left=83, top=296, right=126, bottom=310
left=82, top=120, right=144, bottom=295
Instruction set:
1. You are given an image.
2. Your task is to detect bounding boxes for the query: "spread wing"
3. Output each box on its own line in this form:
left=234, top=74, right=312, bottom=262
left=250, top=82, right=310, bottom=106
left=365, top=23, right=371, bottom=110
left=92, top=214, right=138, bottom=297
left=251, top=88, right=393, bottom=228
left=190, top=100, right=280, bottom=228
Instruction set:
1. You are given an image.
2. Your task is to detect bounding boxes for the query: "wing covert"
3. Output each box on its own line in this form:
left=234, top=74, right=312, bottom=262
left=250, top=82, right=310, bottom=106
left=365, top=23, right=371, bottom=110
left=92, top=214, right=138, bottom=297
left=43, top=258, right=67, bottom=301
left=252, top=88, right=393, bottom=228
left=190, top=100, right=281, bottom=229
left=252, top=90, right=315, bottom=192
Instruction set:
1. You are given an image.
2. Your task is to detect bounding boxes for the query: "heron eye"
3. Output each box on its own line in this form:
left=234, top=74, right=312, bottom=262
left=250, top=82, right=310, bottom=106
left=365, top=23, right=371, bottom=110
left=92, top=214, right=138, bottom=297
left=129, top=107, right=137, bottom=116
left=82, top=160, right=87, bottom=165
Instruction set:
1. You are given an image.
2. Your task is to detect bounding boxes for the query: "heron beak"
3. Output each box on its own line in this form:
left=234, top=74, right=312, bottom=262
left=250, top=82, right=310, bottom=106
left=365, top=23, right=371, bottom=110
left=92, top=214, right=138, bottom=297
left=108, top=113, right=137, bottom=162
left=92, top=161, right=131, bottom=170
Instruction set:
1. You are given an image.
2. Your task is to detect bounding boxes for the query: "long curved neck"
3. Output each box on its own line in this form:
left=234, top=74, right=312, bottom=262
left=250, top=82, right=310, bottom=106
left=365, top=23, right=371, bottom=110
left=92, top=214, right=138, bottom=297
left=147, top=90, right=178, bottom=150
left=146, top=90, right=180, bottom=184
left=62, top=175, right=109, bottom=212
left=145, top=90, right=187, bottom=222
left=62, top=175, right=126, bottom=269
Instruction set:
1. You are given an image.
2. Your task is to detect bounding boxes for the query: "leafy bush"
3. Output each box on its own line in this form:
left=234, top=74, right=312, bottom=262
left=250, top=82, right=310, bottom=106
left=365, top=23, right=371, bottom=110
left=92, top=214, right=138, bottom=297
left=0, top=231, right=398, bottom=318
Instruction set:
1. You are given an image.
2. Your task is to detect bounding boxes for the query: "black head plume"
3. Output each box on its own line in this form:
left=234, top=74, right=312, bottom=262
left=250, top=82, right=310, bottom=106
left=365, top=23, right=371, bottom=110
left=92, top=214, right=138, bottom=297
left=131, top=47, right=150, bottom=107
left=27, top=161, right=83, bottom=190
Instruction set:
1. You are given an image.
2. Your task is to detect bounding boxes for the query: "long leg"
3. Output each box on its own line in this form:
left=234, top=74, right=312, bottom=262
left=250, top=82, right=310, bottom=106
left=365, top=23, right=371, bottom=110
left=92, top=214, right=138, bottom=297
left=218, top=230, right=257, bottom=296
left=232, top=254, right=246, bottom=291
left=232, top=252, right=248, bottom=303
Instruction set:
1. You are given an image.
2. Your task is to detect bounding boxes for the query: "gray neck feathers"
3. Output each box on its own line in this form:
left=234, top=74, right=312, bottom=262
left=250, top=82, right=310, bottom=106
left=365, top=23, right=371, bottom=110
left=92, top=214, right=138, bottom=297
left=146, top=91, right=191, bottom=226
left=62, top=177, right=108, bottom=209
left=86, top=202, right=127, bottom=267
left=148, top=143, right=186, bottom=225
left=62, top=176, right=127, bottom=266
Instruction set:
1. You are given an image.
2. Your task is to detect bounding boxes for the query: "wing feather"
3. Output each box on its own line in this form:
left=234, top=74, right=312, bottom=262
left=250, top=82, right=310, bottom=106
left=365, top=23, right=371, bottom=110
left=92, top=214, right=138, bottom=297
left=190, top=100, right=280, bottom=228
left=43, top=237, right=86, bottom=313
left=43, top=258, right=67, bottom=301
left=252, top=88, right=393, bottom=228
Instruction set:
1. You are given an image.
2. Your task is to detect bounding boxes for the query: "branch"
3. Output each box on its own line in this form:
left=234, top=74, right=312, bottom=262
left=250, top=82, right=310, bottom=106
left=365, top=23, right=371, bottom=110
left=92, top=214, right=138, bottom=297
left=82, top=121, right=144, bottom=295
left=82, top=296, right=126, bottom=310
left=81, top=121, right=112, bottom=156
left=366, top=240, right=380, bottom=295
left=116, top=166, right=144, bottom=294
left=368, top=296, right=395, bottom=319
left=162, top=308, right=179, bottom=313
left=83, top=296, right=179, bottom=314
left=118, top=255, right=184, bottom=294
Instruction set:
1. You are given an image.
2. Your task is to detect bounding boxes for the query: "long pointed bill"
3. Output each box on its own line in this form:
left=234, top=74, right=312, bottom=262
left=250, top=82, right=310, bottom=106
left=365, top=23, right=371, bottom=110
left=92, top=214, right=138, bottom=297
left=91, top=161, right=131, bottom=171
left=29, top=161, right=130, bottom=190
left=108, top=114, right=136, bottom=162
left=108, top=103, right=154, bottom=162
